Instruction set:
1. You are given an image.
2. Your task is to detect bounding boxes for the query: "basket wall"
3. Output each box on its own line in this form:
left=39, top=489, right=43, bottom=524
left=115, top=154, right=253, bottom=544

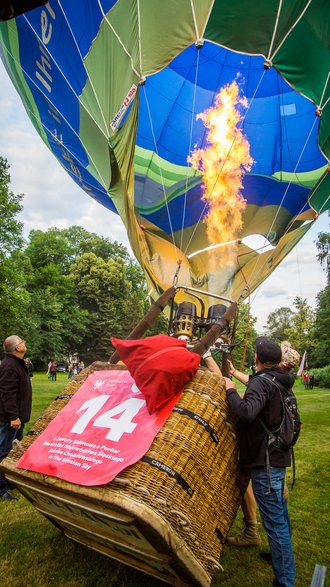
left=1, top=364, right=243, bottom=587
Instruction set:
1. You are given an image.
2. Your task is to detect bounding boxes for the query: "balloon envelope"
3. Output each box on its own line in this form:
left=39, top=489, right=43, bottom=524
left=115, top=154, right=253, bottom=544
left=0, top=0, right=329, bottom=305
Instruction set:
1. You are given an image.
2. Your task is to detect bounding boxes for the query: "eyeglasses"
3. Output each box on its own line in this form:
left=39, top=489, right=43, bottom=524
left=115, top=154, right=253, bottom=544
left=15, top=340, right=26, bottom=347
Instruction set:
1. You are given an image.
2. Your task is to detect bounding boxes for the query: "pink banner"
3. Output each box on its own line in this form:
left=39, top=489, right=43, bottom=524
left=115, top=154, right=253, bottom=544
left=17, top=370, right=179, bottom=486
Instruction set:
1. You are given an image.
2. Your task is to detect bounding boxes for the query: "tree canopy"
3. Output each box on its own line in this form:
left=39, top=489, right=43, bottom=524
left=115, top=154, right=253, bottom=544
left=264, top=307, right=295, bottom=344
left=315, top=231, right=330, bottom=284
left=310, top=230, right=330, bottom=367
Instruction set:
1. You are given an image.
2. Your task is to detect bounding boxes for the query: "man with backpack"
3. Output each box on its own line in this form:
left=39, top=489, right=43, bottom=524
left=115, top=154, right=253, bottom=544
left=225, top=336, right=298, bottom=587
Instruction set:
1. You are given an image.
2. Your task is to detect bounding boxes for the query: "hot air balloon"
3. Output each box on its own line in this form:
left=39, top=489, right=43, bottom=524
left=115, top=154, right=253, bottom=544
left=0, top=4, right=329, bottom=585
left=0, top=0, right=328, bottom=311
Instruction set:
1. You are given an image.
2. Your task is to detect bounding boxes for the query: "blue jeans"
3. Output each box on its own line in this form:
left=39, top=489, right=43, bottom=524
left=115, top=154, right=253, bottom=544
left=0, top=423, right=17, bottom=495
left=251, top=467, right=295, bottom=587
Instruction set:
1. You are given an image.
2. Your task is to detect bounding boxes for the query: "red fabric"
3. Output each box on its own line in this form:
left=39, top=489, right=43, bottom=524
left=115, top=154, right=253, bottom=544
left=16, top=370, right=178, bottom=486
left=111, top=334, right=200, bottom=414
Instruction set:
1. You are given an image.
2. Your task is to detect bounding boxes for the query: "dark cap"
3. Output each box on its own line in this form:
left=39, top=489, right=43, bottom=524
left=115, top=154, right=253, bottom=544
left=255, top=336, right=281, bottom=365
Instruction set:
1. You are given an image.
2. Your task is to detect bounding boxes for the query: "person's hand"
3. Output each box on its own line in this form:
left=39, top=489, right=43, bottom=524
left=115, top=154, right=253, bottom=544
left=10, top=418, right=21, bottom=429
left=222, top=355, right=235, bottom=375
left=224, top=377, right=236, bottom=391
left=226, top=359, right=235, bottom=375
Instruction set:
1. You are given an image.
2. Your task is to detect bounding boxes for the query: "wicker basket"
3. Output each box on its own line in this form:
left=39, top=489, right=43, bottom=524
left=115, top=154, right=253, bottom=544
left=1, top=364, right=243, bottom=587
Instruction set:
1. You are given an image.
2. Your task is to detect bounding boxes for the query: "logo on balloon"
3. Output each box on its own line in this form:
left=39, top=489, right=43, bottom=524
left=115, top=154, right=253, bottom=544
left=111, top=84, right=138, bottom=132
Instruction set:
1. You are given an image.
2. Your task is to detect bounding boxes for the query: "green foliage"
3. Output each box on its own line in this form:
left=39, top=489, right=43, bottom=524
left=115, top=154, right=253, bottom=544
left=264, top=306, right=295, bottom=343
left=0, top=157, right=24, bottom=258
left=281, top=296, right=315, bottom=357
left=315, top=230, right=330, bottom=284
left=70, top=252, right=145, bottom=362
left=310, top=285, right=330, bottom=367
left=232, top=303, right=258, bottom=369
left=25, top=228, right=74, bottom=273
left=2, top=225, right=147, bottom=368
left=0, top=172, right=149, bottom=367
left=63, top=225, right=131, bottom=263
left=0, top=158, right=29, bottom=340
left=312, top=365, right=330, bottom=388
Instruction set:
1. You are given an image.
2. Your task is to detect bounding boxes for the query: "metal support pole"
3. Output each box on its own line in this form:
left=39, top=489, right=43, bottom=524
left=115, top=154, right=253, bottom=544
left=109, top=286, right=175, bottom=364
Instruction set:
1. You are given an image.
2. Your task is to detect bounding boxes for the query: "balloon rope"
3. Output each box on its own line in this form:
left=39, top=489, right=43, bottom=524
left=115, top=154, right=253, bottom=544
left=240, top=296, right=251, bottom=372
left=182, top=68, right=267, bottom=258
left=142, top=84, right=179, bottom=262
left=96, top=0, right=140, bottom=77
left=180, top=46, right=201, bottom=252
left=269, top=0, right=313, bottom=63
left=316, top=192, right=330, bottom=216
left=266, top=0, right=283, bottom=61
left=248, top=197, right=328, bottom=311
left=235, top=261, right=251, bottom=371
left=295, top=243, right=303, bottom=300
left=319, top=71, right=330, bottom=109
left=190, top=0, right=200, bottom=39
left=22, top=11, right=108, bottom=138
left=137, top=0, right=143, bottom=76
left=247, top=114, right=319, bottom=289
left=57, top=1, right=108, bottom=133
left=285, top=175, right=328, bottom=235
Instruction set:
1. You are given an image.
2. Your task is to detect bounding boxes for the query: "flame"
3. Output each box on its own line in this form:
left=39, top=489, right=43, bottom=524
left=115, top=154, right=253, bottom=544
left=188, top=82, right=253, bottom=266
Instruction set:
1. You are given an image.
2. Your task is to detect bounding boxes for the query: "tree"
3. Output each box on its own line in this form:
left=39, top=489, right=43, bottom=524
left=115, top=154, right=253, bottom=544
left=315, top=230, right=330, bottom=284
left=309, top=285, right=330, bottom=367
left=70, top=253, right=145, bottom=363
left=24, top=229, right=90, bottom=367
left=283, top=296, right=315, bottom=357
left=0, top=157, right=24, bottom=257
left=264, top=307, right=295, bottom=343
left=25, top=228, right=74, bottom=274
left=309, top=232, right=330, bottom=367
left=23, top=227, right=144, bottom=367
left=63, top=226, right=131, bottom=264
left=0, top=158, right=31, bottom=341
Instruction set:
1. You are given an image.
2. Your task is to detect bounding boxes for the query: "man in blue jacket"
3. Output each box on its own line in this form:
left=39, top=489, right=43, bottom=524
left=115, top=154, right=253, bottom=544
left=0, top=335, right=32, bottom=500
left=225, top=336, right=295, bottom=587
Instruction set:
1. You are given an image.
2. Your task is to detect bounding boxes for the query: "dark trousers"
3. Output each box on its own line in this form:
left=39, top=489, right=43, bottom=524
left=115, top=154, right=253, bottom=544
left=0, top=423, right=17, bottom=495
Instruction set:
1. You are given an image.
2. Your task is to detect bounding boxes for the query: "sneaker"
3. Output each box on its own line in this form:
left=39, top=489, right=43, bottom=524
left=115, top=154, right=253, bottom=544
left=1, top=490, right=19, bottom=501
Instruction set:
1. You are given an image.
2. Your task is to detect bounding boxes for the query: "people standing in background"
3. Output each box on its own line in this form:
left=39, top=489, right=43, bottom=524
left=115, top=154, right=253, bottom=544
left=68, top=363, right=74, bottom=379
left=303, top=371, right=310, bottom=389
left=24, top=358, right=34, bottom=378
left=77, top=360, right=85, bottom=373
left=49, top=360, right=57, bottom=381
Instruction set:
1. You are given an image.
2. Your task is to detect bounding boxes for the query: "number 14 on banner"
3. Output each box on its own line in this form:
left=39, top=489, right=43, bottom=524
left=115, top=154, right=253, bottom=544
left=70, top=395, right=145, bottom=442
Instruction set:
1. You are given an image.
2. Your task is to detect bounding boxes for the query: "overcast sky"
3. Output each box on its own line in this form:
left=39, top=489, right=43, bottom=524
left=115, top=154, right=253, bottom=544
left=0, top=59, right=328, bottom=331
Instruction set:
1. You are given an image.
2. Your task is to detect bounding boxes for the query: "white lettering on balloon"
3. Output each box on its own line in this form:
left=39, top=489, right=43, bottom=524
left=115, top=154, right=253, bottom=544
left=35, top=3, right=55, bottom=93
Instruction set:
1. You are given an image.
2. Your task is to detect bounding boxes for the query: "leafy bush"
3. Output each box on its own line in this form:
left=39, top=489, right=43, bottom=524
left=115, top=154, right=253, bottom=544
left=312, top=365, right=330, bottom=388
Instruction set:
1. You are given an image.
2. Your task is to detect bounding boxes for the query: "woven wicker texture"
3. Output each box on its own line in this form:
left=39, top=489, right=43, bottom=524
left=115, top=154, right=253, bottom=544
left=2, top=363, right=242, bottom=586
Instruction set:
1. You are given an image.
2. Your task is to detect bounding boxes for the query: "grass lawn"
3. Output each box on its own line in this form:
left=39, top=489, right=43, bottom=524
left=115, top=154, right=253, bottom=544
left=0, top=374, right=329, bottom=586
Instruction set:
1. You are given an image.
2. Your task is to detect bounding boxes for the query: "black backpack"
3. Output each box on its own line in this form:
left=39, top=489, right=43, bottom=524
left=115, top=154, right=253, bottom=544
left=258, top=373, right=302, bottom=489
